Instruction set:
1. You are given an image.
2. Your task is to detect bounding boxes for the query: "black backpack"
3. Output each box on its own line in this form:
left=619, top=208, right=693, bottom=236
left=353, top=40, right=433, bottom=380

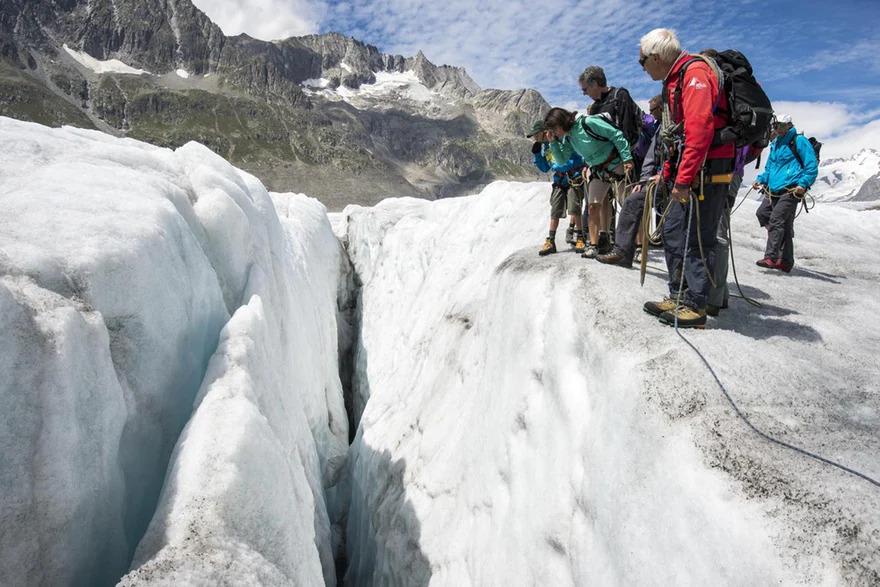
left=589, top=87, right=643, bottom=146
left=711, top=50, right=774, bottom=147
left=671, top=51, right=773, bottom=148
left=788, top=133, right=822, bottom=168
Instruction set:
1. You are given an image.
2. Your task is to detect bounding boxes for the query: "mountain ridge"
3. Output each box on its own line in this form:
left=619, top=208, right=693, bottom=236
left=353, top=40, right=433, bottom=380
left=0, top=0, right=549, bottom=208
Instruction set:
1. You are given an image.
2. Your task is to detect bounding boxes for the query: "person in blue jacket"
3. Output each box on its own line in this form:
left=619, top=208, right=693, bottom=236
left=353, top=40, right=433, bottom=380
left=753, top=114, right=818, bottom=272
left=528, top=120, right=587, bottom=256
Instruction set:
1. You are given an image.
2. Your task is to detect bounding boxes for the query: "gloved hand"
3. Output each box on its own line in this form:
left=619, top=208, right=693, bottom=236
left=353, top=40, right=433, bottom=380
left=531, top=142, right=543, bottom=154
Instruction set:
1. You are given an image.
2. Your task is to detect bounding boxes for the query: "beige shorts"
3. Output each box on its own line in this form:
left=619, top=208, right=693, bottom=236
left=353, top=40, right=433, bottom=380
left=587, top=164, right=627, bottom=205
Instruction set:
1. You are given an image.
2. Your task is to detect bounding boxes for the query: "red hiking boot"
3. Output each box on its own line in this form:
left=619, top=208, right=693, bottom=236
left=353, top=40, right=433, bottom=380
left=756, top=257, right=775, bottom=268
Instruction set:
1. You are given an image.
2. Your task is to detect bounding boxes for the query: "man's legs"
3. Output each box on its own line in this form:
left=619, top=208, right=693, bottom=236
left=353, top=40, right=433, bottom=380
left=681, top=184, right=727, bottom=310
left=756, top=196, right=772, bottom=228
left=598, top=189, right=645, bottom=264
left=540, top=185, right=567, bottom=255
left=707, top=175, right=741, bottom=311
left=764, top=193, right=798, bottom=263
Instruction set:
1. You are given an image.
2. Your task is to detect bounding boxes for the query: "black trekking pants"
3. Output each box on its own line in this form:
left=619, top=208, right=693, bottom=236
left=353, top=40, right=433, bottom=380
left=663, top=183, right=727, bottom=310
left=757, top=192, right=798, bottom=266
left=613, top=189, right=647, bottom=262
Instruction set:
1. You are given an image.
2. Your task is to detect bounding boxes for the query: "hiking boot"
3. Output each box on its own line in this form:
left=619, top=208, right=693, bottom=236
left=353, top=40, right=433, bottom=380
left=574, top=235, right=586, bottom=254
left=538, top=238, right=556, bottom=256
left=597, top=248, right=632, bottom=268
left=581, top=245, right=599, bottom=259
left=706, top=304, right=721, bottom=317
left=777, top=260, right=793, bottom=273
left=643, top=297, right=679, bottom=317
left=565, top=226, right=576, bottom=245
left=659, top=305, right=707, bottom=328
left=756, top=257, right=775, bottom=268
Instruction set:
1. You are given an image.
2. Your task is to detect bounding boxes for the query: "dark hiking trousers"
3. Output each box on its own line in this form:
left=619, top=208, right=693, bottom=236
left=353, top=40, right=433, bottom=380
left=707, top=174, right=743, bottom=309
left=757, top=191, right=798, bottom=266
left=611, top=189, right=647, bottom=262
left=663, top=182, right=727, bottom=310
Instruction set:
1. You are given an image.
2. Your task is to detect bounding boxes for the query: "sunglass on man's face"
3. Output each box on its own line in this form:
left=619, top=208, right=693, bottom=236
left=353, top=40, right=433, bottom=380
left=639, top=54, right=651, bottom=67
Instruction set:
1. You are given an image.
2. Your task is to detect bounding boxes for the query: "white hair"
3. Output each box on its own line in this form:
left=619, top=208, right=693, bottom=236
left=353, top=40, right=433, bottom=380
left=640, top=28, right=681, bottom=62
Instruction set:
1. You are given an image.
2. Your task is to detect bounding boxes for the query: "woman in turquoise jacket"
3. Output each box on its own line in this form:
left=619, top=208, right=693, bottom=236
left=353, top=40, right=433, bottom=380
left=753, top=115, right=818, bottom=272
left=543, top=107, right=634, bottom=258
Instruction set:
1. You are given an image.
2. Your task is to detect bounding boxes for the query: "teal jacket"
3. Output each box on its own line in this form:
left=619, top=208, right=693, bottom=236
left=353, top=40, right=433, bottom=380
left=757, top=127, right=818, bottom=192
left=549, top=114, right=632, bottom=170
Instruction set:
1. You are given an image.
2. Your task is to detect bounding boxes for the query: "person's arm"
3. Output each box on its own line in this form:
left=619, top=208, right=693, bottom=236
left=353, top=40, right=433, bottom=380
left=795, top=136, right=818, bottom=189
left=533, top=145, right=551, bottom=173
left=756, top=146, right=771, bottom=185
left=548, top=137, right=575, bottom=165
left=616, top=87, right=637, bottom=142
left=639, top=131, right=660, bottom=182
left=588, top=117, right=633, bottom=163
left=674, top=62, right=717, bottom=189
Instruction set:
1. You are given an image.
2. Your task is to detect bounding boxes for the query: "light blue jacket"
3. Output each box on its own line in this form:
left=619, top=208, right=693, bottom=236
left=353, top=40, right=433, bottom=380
left=533, top=138, right=585, bottom=187
left=757, top=127, right=818, bottom=192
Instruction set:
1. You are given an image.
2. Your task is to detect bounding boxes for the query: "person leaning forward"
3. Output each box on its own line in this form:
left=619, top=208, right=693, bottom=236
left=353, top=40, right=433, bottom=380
left=639, top=28, right=735, bottom=329
left=528, top=120, right=588, bottom=256
left=542, top=108, right=634, bottom=260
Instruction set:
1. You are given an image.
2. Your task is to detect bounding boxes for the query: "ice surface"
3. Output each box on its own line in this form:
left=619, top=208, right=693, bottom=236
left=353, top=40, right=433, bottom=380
left=339, top=181, right=880, bottom=584
left=62, top=44, right=150, bottom=75
left=0, top=118, right=346, bottom=586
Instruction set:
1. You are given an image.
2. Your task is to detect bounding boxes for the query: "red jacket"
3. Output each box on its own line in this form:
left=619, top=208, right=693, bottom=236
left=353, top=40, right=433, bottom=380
left=663, top=52, right=735, bottom=188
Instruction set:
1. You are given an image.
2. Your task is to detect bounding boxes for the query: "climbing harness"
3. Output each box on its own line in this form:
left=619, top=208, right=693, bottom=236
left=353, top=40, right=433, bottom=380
left=673, top=196, right=880, bottom=490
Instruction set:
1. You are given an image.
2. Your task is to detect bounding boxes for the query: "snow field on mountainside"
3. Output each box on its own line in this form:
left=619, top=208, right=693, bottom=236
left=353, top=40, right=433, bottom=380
left=338, top=181, right=880, bottom=585
left=0, top=118, right=347, bottom=586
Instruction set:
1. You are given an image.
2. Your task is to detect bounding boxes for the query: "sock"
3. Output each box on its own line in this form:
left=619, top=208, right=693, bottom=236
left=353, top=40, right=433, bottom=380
left=548, top=229, right=556, bottom=240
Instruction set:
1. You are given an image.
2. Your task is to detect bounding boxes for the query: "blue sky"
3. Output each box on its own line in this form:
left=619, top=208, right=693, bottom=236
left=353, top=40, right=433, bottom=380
left=193, top=0, right=880, bottom=155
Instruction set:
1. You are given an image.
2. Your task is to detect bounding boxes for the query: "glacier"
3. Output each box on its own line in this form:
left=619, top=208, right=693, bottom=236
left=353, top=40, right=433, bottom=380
left=337, top=183, right=880, bottom=584
left=0, top=118, right=347, bottom=586
left=1, top=116, right=879, bottom=586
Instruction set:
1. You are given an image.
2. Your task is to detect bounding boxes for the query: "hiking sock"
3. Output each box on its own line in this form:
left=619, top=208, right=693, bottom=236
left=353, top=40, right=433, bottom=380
left=549, top=229, right=557, bottom=240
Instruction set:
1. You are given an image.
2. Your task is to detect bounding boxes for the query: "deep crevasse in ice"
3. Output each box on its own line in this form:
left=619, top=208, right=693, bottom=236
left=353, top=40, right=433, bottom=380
left=0, top=118, right=347, bottom=586
left=338, top=182, right=880, bottom=585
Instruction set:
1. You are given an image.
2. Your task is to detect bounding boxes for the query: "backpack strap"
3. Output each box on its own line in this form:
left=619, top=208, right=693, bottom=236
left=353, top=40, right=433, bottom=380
left=788, top=133, right=805, bottom=169
left=670, top=56, right=723, bottom=123
left=581, top=117, right=608, bottom=142
left=581, top=117, right=624, bottom=170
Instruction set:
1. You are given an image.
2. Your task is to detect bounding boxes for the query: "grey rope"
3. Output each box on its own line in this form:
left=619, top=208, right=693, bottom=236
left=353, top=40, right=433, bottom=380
left=674, top=196, right=880, bottom=490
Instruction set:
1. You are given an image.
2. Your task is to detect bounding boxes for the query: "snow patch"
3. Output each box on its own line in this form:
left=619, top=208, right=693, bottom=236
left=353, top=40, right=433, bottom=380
left=813, top=148, right=880, bottom=202
left=175, top=68, right=190, bottom=79
left=62, top=44, right=150, bottom=75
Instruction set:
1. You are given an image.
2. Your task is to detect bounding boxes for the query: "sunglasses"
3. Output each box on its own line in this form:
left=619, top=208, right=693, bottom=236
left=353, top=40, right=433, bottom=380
left=639, top=54, right=651, bottom=67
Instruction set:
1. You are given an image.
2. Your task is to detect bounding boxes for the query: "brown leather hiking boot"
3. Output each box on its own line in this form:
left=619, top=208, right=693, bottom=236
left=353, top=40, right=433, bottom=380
left=597, top=249, right=632, bottom=268
left=538, top=238, right=557, bottom=256
left=659, top=305, right=707, bottom=328
left=574, top=235, right=586, bottom=254
left=643, top=297, right=678, bottom=317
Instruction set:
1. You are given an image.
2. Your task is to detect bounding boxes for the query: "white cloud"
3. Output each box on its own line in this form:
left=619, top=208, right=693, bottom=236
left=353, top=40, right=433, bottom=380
left=772, top=101, right=856, bottom=140
left=771, top=101, right=880, bottom=159
left=190, top=0, right=322, bottom=40
left=822, top=119, right=880, bottom=159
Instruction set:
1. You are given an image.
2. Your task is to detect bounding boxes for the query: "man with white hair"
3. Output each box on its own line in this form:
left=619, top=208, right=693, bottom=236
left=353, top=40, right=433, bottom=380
left=753, top=114, right=818, bottom=272
left=638, top=27, right=736, bottom=328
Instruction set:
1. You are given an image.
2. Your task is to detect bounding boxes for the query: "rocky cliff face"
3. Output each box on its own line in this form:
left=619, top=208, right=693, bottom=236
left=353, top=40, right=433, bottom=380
left=0, top=0, right=549, bottom=208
